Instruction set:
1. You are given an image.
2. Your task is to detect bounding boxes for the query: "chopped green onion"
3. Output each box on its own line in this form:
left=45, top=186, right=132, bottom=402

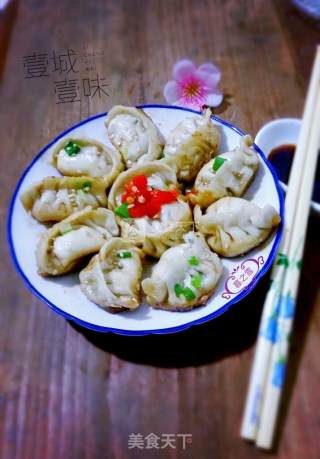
left=115, top=203, right=129, bottom=218
left=175, top=283, right=197, bottom=301
left=188, top=256, right=199, bottom=266
left=75, top=180, right=92, bottom=192
left=212, top=157, right=226, bottom=172
left=174, top=283, right=184, bottom=297
left=64, top=140, right=81, bottom=156
left=82, top=181, right=92, bottom=192
left=183, top=287, right=196, bottom=301
left=117, top=251, right=132, bottom=259
left=191, top=275, right=202, bottom=289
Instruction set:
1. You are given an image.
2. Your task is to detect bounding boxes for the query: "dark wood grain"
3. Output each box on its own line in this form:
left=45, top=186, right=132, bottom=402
left=1, top=1, right=319, bottom=458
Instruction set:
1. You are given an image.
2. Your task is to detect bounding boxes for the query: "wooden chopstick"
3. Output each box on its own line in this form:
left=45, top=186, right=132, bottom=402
left=241, top=45, right=320, bottom=446
left=256, top=73, right=320, bottom=449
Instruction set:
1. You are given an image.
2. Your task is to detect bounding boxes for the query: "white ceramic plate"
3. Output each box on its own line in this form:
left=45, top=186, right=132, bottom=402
left=8, top=105, right=284, bottom=335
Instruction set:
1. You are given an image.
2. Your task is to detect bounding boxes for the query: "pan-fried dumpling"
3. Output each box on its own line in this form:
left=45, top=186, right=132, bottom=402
left=194, top=197, right=281, bottom=257
left=142, top=232, right=222, bottom=311
left=162, top=109, right=220, bottom=182
left=36, top=207, right=119, bottom=276
left=79, top=238, right=143, bottom=311
left=51, top=137, right=123, bottom=184
left=190, top=135, right=259, bottom=207
left=20, top=176, right=108, bottom=222
left=108, top=162, right=192, bottom=258
left=105, top=106, right=164, bottom=167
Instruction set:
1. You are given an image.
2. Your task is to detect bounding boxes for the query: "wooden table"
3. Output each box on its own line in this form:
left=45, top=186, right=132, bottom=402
left=1, top=1, right=319, bottom=458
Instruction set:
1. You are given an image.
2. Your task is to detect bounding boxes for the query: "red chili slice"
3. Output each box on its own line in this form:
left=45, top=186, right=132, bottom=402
left=120, top=174, right=179, bottom=219
left=132, top=175, right=148, bottom=189
left=153, top=189, right=179, bottom=204
left=145, top=200, right=161, bottom=218
left=122, top=175, right=150, bottom=202
left=129, top=200, right=159, bottom=218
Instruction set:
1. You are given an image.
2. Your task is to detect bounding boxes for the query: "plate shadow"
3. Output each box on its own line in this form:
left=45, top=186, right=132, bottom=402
left=70, top=273, right=270, bottom=368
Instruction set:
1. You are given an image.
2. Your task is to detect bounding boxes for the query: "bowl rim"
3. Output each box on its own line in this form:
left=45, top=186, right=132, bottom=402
left=255, top=117, right=320, bottom=214
left=7, top=104, right=284, bottom=335
left=255, top=117, right=302, bottom=153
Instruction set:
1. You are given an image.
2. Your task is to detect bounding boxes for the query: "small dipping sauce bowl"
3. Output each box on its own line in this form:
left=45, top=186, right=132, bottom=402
left=255, top=118, right=320, bottom=216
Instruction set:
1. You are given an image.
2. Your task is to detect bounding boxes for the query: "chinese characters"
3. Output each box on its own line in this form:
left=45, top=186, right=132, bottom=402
left=23, top=47, right=109, bottom=104
left=221, top=256, right=265, bottom=300
left=128, top=433, right=192, bottom=450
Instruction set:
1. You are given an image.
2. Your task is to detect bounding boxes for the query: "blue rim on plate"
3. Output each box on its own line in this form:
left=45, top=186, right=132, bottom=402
left=7, top=104, right=284, bottom=336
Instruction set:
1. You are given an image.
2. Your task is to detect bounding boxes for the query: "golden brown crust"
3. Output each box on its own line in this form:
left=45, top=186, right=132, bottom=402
left=20, top=176, right=108, bottom=222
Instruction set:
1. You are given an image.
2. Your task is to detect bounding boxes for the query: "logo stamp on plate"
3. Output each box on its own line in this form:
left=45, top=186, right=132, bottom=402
left=221, top=256, right=264, bottom=299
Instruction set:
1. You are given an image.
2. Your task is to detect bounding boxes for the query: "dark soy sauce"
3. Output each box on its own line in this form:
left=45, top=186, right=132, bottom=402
left=269, top=144, right=320, bottom=203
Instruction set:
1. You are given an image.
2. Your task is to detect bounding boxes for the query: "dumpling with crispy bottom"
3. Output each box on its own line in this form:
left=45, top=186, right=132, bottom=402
left=162, top=108, right=220, bottom=182
left=190, top=135, right=259, bottom=207
left=20, top=176, right=108, bottom=222
left=105, top=105, right=164, bottom=167
left=142, top=232, right=222, bottom=311
left=80, top=238, right=144, bottom=312
left=51, top=137, right=123, bottom=184
left=194, top=197, right=281, bottom=257
left=108, top=162, right=193, bottom=258
left=36, top=207, right=119, bottom=276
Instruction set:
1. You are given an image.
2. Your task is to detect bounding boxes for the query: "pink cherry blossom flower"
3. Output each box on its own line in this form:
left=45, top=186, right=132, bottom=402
left=164, top=59, right=223, bottom=110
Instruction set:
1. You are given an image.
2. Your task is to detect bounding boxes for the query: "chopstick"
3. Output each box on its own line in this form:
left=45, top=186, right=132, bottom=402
left=241, top=45, right=320, bottom=448
left=241, top=46, right=320, bottom=442
left=256, top=77, right=320, bottom=449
